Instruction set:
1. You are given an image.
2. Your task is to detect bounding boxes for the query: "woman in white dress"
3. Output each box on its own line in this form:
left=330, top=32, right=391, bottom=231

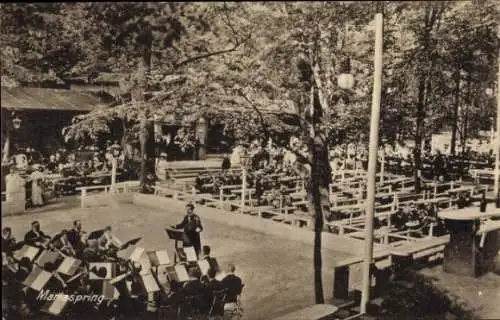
left=30, top=164, right=44, bottom=207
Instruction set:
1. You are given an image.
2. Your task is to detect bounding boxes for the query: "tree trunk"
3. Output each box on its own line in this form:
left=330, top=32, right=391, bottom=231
left=450, top=68, right=460, bottom=156
left=139, top=118, right=148, bottom=192
left=308, top=134, right=330, bottom=305
left=414, top=75, right=426, bottom=194
left=307, top=89, right=331, bottom=305
left=138, top=37, right=153, bottom=192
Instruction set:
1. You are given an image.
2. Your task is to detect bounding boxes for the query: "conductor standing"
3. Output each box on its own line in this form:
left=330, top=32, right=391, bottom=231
left=173, top=203, right=203, bottom=256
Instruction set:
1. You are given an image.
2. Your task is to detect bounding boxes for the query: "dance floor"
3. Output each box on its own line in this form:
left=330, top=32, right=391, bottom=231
left=3, top=201, right=351, bottom=320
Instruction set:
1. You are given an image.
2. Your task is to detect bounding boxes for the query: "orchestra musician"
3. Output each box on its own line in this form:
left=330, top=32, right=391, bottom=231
left=24, top=221, right=51, bottom=247
left=220, top=263, right=243, bottom=304
left=1, top=227, right=16, bottom=258
left=51, top=230, right=76, bottom=256
left=173, top=203, right=203, bottom=257
left=67, top=220, right=84, bottom=251
left=81, top=240, right=102, bottom=262
left=98, top=226, right=122, bottom=251
left=202, top=268, right=225, bottom=318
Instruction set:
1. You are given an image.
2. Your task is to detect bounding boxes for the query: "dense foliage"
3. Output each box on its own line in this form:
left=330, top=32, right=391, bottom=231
left=2, top=2, right=497, bottom=150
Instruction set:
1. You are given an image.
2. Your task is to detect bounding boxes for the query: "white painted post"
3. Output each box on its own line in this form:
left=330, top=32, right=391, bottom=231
left=111, top=157, right=117, bottom=194
left=241, top=160, right=247, bottom=213
left=494, top=41, right=500, bottom=206
left=361, top=10, right=384, bottom=314
left=81, top=189, right=86, bottom=208
left=380, top=149, right=385, bottom=184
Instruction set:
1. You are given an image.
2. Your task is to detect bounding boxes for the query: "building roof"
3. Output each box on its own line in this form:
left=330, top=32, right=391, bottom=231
left=1, top=86, right=108, bottom=112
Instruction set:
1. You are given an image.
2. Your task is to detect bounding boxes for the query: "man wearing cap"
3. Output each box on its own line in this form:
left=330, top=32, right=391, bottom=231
left=173, top=203, right=203, bottom=257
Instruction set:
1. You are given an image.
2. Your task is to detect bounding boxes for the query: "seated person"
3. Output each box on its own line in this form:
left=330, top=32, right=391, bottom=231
left=456, top=193, right=467, bottom=209
left=221, top=263, right=243, bottom=304
left=98, top=226, right=122, bottom=251
left=51, top=230, right=76, bottom=256
left=194, top=173, right=204, bottom=192
left=1, top=227, right=16, bottom=258
left=200, top=245, right=220, bottom=273
left=81, top=240, right=102, bottom=262
left=202, top=268, right=226, bottom=316
left=46, top=155, right=58, bottom=172
left=24, top=221, right=51, bottom=247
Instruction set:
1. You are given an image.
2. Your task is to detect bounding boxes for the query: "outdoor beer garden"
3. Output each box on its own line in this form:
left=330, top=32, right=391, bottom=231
left=2, top=2, right=500, bottom=320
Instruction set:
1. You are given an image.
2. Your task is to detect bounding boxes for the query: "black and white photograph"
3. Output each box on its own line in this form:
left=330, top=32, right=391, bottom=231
left=1, top=2, right=499, bottom=319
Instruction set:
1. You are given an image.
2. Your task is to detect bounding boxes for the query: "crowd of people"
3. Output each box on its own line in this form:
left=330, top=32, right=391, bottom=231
left=2, top=141, right=129, bottom=207
left=2, top=204, right=244, bottom=319
left=6, top=141, right=126, bottom=175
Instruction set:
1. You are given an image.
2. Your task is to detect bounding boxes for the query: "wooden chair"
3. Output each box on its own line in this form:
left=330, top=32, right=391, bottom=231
left=224, top=284, right=244, bottom=319
left=178, top=293, right=206, bottom=319
left=208, top=288, right=227, bottom=318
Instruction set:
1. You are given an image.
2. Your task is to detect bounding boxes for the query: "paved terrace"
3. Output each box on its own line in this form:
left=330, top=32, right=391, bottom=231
left=3, top=199, right=351, bottom=320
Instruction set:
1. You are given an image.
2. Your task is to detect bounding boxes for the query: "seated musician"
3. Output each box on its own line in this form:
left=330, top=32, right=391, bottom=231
left=200, top=245, right=220, bottom=274
left=81, top=240, right=102, bottom=262
left=221, top=263, right=243, bottom=304
left=202, top=268, right=226, bottom=316
left=24, top=221, right=51, bottom=247
left=1, top=227, right=16, bottom=258
left=67, top=220, right=84, bottom=253
left=98, top=226, right=122, bottom=251
left=51, top=229, right=76, bottom=256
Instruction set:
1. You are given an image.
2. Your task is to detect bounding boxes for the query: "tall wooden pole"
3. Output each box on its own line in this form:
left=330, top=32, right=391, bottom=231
left=494, top=37, right=500, bottom=205
left=241, top=158, right=247, bottom=213
left=361, top=10, right=383, bottom=314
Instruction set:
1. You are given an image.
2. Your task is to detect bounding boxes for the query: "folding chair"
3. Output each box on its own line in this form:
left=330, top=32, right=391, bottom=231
left=178, top=293, right=206, bottom=319
left=224, top=284, right=244, bottom=319
left=208, top=288, right=227, bottom=319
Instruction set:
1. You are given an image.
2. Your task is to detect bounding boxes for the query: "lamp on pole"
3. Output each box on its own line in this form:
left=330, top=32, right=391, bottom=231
left=361, top=5, right=384, bottom=314
left=2, top=112, right=22, bottom=164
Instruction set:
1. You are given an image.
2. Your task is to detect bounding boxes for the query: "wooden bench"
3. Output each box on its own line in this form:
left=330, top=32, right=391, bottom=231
left=76, top=185, right=111, bottom=208
left=272, top=304, right=338, bottom=320
left=333, top=249, right=392, bottom=299
left=390, top=236, right=449, bottom=264
left=76, top=181, right=139, bottom=208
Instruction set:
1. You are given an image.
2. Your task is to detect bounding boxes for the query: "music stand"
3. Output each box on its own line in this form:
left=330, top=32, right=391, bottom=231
left=165, top=228, right=187, bottom=263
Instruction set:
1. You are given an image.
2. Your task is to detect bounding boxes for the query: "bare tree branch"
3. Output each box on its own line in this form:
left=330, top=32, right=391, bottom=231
left=173, top=33, right=251, bottom=69
left=237, top=89, right=271, bottom=142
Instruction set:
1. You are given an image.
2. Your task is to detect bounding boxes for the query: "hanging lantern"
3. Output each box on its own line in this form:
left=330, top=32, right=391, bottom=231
left=12, top=114, right=22, bottom=129
left=337, top=57, right=354, bottom=90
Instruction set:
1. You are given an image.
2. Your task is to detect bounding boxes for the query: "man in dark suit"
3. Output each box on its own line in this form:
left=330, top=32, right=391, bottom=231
left=201, top=245, right=220, bottom=273
left=221, top=154, right=231, bottom=171
left=173, top=203, right=203, bottom=257
left=221, top=264, right=243, bottom=304
left=203, top=268, right=225, bottom=317
left=67, top=220, right=83, bottom=250
left=24, top=221, right=50, bottom=247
